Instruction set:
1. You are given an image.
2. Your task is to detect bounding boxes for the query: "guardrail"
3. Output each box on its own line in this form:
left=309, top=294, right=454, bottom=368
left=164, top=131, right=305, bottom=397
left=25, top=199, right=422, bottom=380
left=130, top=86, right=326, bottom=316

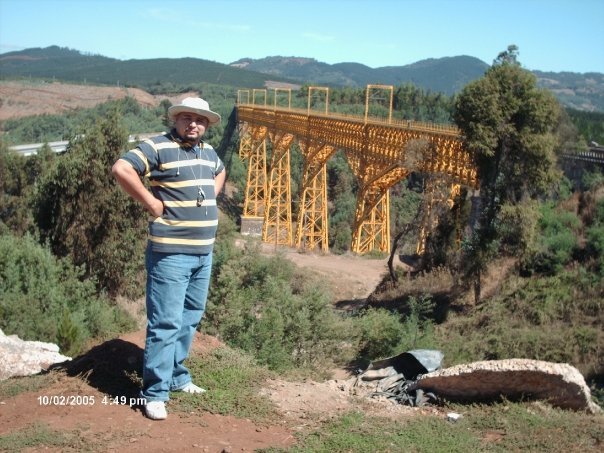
left=560, top=147, right=604, bottom=165
left=8, top=132, right=165, bottom=157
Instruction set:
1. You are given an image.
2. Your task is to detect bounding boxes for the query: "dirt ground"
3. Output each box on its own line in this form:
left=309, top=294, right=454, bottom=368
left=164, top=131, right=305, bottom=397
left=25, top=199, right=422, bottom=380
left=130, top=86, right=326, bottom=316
left=0, top=245, right=423, bottom=452
left=0, top=328, right=435, bottom=452
left=0, top=330, right=295, bottom=452
left=258, top=241, right=392, bottom=302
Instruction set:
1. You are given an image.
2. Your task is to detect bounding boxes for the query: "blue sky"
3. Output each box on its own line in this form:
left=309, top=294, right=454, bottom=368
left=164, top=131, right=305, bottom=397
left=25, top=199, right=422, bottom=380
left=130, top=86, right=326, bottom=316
left=1, top=0, right=603, bottom=73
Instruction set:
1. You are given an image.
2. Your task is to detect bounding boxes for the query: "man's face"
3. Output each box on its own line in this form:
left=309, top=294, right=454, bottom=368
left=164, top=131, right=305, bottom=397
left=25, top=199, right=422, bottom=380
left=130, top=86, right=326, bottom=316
left=174, top=112, right=209, bottom=144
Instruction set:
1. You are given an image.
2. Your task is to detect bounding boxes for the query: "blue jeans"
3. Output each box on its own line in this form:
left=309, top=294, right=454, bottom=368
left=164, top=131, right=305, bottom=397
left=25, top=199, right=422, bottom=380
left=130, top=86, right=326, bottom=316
left=141, top=247, right=213, bottom=402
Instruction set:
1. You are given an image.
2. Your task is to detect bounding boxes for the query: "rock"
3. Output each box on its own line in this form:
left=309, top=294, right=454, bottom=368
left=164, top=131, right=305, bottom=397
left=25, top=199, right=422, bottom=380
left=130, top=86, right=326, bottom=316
left=0, top=328, right=71, bottom=381
left=446, top=412, right=462, bottom=422
left=414, top=358, right=601, bottom=414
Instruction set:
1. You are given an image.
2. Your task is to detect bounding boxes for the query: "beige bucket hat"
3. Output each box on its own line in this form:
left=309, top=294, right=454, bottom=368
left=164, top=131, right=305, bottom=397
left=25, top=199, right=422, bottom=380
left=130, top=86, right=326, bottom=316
left=168, top=97, right=221, bottom=125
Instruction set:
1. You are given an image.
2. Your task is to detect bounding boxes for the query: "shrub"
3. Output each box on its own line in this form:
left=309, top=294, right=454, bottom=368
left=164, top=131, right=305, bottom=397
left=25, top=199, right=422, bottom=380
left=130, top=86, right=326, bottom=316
left=0, top=233, right=135, bottom=355
left=352, top=308, right=407, bottom=363
left=0, top=142, right=55, bottom=236
left=596, top=198, right=604, bottom=224
left=352, top=295, right=436, bottom=366
left=205, top=243, right=352, bottom=372
left=582, top=170, right=604, bottom=192
left=586, top=224, right=604, bottom=274
left=435, top=268, right=603, bottom=376
left=521, top=202, right=580, bottom=275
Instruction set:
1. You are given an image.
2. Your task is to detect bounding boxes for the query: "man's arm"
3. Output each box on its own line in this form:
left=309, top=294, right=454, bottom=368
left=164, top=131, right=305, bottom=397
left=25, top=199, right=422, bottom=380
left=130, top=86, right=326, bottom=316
left=214, top=168, right=226, bottom=195
left=112, top=159, right=164, bottom=217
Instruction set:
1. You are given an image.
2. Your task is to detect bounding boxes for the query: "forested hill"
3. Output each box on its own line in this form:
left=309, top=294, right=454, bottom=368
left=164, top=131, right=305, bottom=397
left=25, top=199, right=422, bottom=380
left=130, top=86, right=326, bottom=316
left=0, top=46, right=298, bottom=93
left=1, top=47, right=488, bottom=96
left=231, top=55, right=489, bottom=95
left=232, top=56, right=604, bottom=112
left=1, top=46, right=604, bottom=112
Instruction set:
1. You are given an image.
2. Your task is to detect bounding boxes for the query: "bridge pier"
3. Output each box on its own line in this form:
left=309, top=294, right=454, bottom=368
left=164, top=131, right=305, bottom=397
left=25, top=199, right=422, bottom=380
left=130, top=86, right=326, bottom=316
left=240, top=124, right=268, bottom=219
left=263, top=132, right=295, bottom=246
left=295, top=141, right=336, bottom=252
left=352, top=189, right=391, bottom=254
left=240, top=216, right=264, bottom=237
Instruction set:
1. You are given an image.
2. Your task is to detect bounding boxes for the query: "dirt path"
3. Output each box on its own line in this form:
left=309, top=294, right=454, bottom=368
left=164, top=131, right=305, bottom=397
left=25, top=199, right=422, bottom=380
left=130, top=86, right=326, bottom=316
left=258, top=241, right=390, bottom=302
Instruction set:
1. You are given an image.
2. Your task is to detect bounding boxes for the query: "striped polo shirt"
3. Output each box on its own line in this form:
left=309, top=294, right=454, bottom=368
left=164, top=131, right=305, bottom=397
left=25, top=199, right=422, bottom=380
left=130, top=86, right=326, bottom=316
left=120, top=131, right=224, bottom=254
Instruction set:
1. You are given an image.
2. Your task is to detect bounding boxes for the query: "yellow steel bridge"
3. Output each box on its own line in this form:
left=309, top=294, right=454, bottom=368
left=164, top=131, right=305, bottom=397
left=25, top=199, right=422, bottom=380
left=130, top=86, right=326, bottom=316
left=236, top=85, right=478, bottom=255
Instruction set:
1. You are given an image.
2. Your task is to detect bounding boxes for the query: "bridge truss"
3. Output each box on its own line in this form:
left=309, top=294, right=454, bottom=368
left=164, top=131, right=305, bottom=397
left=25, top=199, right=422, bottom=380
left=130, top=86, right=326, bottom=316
left=236, top=85, right=478, bottom=254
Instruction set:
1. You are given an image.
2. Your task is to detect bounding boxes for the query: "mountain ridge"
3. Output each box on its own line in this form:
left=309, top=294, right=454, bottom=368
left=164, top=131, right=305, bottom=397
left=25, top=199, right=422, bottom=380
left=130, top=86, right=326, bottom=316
left=1, top=46, right=603, bottom=112
left=229, top=54, right=490, bottom=93
left=0, top=46, right=297, bottom=92
left=229, top=55, right=604, bottom=111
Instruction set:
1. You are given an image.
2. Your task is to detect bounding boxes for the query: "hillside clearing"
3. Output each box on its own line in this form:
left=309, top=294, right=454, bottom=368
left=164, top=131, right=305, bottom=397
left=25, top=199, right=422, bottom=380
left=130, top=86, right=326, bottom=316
left=0, top=80, right=195, bottom=121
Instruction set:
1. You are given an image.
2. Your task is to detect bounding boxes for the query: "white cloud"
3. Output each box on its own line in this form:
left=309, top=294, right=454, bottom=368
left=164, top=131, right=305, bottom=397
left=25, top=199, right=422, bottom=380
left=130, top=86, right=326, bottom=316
left=197, top=22, right=251, bottom=33
left=301, top=32, right=335, bottom=42
left=144, top=8, right=172, bottom=19
left=143, top=8, right=251, bottom=33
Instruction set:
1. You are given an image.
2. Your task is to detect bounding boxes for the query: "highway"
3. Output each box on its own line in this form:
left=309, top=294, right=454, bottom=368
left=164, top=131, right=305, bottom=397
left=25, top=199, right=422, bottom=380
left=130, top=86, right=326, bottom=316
left=8, top=132, right=165, bottom=157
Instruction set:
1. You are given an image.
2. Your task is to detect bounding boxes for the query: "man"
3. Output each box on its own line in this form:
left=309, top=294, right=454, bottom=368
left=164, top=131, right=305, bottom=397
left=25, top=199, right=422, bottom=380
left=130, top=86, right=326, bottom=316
left=112, top=97, right=225, bottom=420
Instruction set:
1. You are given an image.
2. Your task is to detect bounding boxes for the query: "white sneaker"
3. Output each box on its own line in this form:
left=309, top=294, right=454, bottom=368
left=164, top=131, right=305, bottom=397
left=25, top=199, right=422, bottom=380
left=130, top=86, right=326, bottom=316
left=179, top=382, right=206, bottom=394
left=145, top=401, right=167, bottom=420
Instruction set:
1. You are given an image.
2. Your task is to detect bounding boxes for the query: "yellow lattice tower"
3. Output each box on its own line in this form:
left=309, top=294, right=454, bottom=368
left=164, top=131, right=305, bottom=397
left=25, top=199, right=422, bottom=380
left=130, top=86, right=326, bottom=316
left=414, top=132, right=476, bottom=255
left=295, top=141, right=336, bottom=251
left=308, top=86, right=329, bottom=115
left=450, top=183, right=463, bottom=248
left=348, top=85, right=400, bottom=254
left=237, top=89, right=250, bottom=105
left=350, top=159, right=408, bottom=254
left=238, top=122, right=251, bottom=159
left=240, top=125, right=268, bottom=218
left=415, top=178, right=436, bottom=256
left=238, top=89, right=270, bottom=223
left=292, top=87, right=334, bottom=251
left=422, top=135, right=477, bottom=187
left=365, top=84, right=393, bottom=123
left=263, top=132, right=295, bottom=246
left=352, top=187, right=391, bottom=253
left=272, top=88, right=292, bottom=109
left=237, top=90, right=252, bottom=162
left=252, top=88, right=267, bottom=106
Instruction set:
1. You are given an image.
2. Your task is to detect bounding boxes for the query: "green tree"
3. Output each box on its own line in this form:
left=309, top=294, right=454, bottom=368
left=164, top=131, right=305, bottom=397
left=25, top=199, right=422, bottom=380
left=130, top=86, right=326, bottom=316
left=157, top=99, right=172, bottom=129
left=586, top=197, right=604, bottom=275
left=0, top=142, right=56, bottom=236
left=32, top=109, right=148, bottom=297
left=327, top=152, right=357, bottom=252
left=0, top=143, right=29, bottom=234
left=567, top=109, right=604, bottom=145
left=453, top=45, right=561, bottom=300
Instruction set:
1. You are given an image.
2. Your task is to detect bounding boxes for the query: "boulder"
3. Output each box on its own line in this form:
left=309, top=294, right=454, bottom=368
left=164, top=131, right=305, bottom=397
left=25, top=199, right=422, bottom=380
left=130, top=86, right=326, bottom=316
left=414, top=358, right=601, bottom=413
left=0, top=328, right=71, bottom=381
